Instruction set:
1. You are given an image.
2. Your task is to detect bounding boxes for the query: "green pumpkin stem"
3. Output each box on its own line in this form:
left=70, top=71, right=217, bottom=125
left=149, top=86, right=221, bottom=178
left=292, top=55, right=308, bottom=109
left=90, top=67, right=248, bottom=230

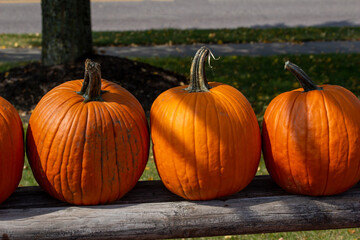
left=185, top=46, right=218, bottom=93
left=285, top=61, right=323, bottom=92
left=79, top=59, right=103, bottom=102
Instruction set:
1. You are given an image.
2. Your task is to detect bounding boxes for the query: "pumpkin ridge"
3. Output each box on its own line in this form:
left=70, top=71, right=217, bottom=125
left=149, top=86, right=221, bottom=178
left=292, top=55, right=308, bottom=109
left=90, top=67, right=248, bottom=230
left=94, top=103, right=105, bottom=203
left=31, top=95, right=62, bottom=145
left=82, top=103, right=103, bottom=204
left=46, top=102, right=80, bottom=199
left=36, top=90, right=77, bottom=119
left=106, top=104, right=123, bottom=202
left=215, top=88, right=260, bottom=193
left=79, top=104, right=89, bottom=204
left=102, top=87, right=145, bottom=120
left=65, top=103, right=88, bottom=204
left=100, top=103, right=113, bottom=203
left=270, top=94, right=293, bottom=187
left=192, top=93, right=204, bottom=200
left=164, top=93, right=190, bottom=199
left=178, top=94, right=194, bottom=199
left=33, top=96, right=81, bottom=196
left=217, top=92, right=240, bottom=194
left=98, top=102, right=118, bottom=203
left=300, top=93, right=311, bottom=194
left=35, top=94, right=83, bottom=167
left=115, top=103, right=143, bottom=184
left=215, top=86, right=252, bottom=121
left=103, top=104, right=124, bottom=200
left=203, top=94, right=211, bottom=199
left=193, top=94, right=206, bottom=199
left=58, top=102, right=87, bottom=202
left=107, top=103, right=129, bottom=198
left=217, top=87, right=259, bottom=195
left=319, top=91, right=331, bottom=195
left=117, top=105, right=136, bottom=195
left=231, top=90, right=259, bottom=182
left=210, top=91, right=240, bottom=194
left=115, top=100, right=149, bottom=192
left=333, top=88, right=360, bottom=183
left=326, top=90, right=351, bottom=190
left=48, top=102, right=84, bottom=177
left=60, top=102, right=86, bottom=203
left=105, top=105, right=127, bottom=203
left=203, top=93, right=222, bottom=199
left=279, top=93, right=301, bottom=192
left=327, top=88, right=360, bottom=192
left=208, top=93, right=223, bottom=199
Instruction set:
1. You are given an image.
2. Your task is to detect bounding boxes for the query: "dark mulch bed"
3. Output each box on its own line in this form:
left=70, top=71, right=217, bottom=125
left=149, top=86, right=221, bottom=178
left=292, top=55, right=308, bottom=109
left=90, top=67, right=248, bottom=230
left=0, top=55, right=187, bottom=117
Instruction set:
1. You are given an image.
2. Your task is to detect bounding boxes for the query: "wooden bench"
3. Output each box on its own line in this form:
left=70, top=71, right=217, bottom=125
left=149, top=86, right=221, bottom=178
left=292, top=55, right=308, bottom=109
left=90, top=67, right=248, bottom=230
left=1, top=175, right=359, bottom=240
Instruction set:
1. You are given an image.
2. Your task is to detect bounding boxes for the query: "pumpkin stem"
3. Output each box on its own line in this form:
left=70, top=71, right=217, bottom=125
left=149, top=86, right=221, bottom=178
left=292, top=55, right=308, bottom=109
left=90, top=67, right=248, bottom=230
left=79, top=59, right=103, bottom=102
left=285, top=61, right=323, bottom=92
left=185, top=46, right=218, bottom=93
left=78, top=59, right=92, bottom=95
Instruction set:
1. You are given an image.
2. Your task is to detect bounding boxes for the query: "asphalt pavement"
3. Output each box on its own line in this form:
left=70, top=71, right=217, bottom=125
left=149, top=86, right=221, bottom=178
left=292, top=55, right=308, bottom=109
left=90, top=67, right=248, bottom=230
left=1, top=1, right=360, bottom=61
left=0, top=0, right=359, bottom=33
left=1, top=41, right=360, bottom=62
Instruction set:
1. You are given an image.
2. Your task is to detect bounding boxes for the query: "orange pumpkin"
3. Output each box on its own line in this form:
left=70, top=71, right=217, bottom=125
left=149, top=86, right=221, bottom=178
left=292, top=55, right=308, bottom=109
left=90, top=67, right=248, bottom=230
left=262, top=61, right=360, bottom=196
left=150, top=47, right=261, bottom=200
left=26, top=59, right=149, bottom=205
left=0, top=97, right=24, bottom=204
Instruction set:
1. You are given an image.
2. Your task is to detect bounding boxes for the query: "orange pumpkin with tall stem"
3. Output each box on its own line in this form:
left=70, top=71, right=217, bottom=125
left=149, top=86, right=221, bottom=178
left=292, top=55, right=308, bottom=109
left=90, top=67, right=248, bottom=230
left=151, top=47, right=261, bottom=200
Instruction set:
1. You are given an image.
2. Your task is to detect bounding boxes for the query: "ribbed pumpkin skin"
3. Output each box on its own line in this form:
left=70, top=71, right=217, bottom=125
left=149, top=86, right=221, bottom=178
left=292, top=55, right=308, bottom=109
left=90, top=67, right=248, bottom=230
left=262, top=85, right=360, bottom=196
left=0, top=97, right=24, bottom=204
left=26, top=79, right=149, bottom=205
left=151, top=82, right=261, bottom=200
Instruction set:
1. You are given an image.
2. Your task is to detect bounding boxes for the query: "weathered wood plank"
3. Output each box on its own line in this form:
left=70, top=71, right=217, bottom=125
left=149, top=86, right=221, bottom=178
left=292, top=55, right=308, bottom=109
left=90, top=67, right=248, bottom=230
left=1, top=175, right=289, bottom=209
left=0, top=176, right=359, bottom=240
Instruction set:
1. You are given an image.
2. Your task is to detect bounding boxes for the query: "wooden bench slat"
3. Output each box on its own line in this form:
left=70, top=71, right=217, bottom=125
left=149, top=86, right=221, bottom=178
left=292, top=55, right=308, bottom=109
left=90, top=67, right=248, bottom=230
left=1, top=175, right=359, bottom=240
left=1, top=175, right=290, bottom=209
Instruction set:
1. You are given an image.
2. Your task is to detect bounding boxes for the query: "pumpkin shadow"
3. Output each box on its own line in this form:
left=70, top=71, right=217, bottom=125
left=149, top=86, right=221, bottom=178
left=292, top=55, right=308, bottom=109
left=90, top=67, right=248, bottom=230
left=0, top=186, right=65, bottom=221
left=0, top=180, right=176, bottom=221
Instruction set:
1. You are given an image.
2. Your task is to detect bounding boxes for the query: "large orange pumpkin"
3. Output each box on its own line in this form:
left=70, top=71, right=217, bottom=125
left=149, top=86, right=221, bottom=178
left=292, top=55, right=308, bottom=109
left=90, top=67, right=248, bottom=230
left=150, top=47, right=261, bottom=200
left=0, top=97, right=24, bottom=204
left=26, top=60, right=149, bottom=205
left=262, top=61, right=360, bottom=196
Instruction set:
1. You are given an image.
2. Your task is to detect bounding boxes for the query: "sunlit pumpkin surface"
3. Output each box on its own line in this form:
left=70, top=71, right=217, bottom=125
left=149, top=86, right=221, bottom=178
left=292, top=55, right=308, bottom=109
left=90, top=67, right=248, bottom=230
left=151, top=82, right=261, bottom=200
left=26, top=79, right=149, bottom=205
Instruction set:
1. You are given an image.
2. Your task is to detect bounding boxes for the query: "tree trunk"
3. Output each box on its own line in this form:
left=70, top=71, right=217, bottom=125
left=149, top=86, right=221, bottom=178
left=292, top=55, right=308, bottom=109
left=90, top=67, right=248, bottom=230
left=41, top=0, right=92, bottom=66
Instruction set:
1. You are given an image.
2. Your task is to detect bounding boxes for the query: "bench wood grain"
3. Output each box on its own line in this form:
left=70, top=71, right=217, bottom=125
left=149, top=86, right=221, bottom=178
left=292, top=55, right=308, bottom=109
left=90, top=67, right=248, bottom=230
left=1, top=175, right=359, bottom=240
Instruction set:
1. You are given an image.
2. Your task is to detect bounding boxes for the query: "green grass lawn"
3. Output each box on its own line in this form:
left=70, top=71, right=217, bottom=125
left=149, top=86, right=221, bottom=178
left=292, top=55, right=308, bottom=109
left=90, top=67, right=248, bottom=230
left=1, top=26, right=360, bottom=48
left=5, top=53, right=360, bottom=240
